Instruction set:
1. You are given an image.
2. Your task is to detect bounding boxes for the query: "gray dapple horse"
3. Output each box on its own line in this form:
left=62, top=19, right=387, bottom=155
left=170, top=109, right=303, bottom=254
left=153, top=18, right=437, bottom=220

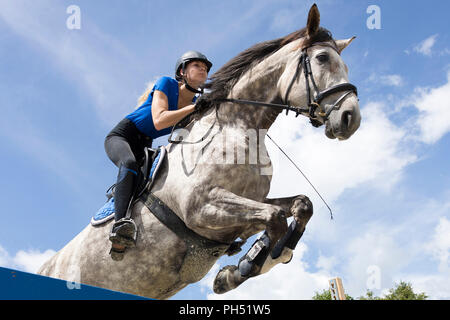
left=38, top=4, right=361, bottom=299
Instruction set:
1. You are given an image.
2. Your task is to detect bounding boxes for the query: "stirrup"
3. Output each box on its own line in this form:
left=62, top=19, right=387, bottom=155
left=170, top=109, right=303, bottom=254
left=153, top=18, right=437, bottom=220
left=109, top=218, right=137, bottom=248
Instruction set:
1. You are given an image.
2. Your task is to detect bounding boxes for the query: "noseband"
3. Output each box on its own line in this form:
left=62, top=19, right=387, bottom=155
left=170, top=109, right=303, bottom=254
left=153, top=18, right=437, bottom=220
left=219, top=41, right=358, bottom=127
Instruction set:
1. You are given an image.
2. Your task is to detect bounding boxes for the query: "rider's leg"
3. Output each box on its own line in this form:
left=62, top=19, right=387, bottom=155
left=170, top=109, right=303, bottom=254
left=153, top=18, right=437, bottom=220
left=104, top=135, right=140, bottom=259
left=113, top=164, right=138, bottom=222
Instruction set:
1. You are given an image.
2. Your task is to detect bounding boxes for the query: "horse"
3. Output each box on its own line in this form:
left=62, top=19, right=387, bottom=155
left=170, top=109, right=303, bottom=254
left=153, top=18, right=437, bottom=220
left=37, top=4, right=361, bottom=299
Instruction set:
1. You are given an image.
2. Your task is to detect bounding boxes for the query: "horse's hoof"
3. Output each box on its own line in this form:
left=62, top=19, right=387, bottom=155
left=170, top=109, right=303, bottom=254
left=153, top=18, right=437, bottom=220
left=213, top=265, right=238, bottom=294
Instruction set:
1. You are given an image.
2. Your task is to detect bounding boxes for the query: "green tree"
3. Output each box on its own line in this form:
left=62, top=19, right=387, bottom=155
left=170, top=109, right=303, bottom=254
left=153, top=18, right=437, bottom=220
left=357, top=289, right=382, bottom=300
left=383, top=281, right=427, bottom=300
left=312, top=289, right=353, bottom=300
left=312, top=289, right=332, bottom=300
left=313, top=281, right=427, bottom=300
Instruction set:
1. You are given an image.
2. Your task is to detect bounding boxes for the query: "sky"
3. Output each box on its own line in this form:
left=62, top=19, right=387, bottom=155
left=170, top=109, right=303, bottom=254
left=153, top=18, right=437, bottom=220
left=0, top=0, right=449, bottom=300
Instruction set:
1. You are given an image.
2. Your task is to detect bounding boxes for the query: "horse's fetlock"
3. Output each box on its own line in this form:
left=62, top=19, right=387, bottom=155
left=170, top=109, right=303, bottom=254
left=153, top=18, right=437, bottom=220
left=291, top=196, right=313, bottom=225
left=266, top=209, right=288, bottom=240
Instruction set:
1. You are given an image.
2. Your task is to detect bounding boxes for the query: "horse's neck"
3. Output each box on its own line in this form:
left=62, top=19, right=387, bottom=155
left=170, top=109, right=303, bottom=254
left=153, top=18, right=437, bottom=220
left=218, top=45, right=297, bottom=131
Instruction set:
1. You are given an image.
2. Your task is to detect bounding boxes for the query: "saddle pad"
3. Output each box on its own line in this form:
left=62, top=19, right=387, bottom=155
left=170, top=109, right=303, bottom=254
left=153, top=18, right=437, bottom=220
left=90, top=145, right=167, bottom=226
left=91, top=197, right=115, bottom=226
left=149, top=145, right=166, bottom=183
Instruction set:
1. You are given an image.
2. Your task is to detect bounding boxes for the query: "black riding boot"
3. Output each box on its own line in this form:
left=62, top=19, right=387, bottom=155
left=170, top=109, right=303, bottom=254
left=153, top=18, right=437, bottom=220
left=109, top=165, right=138, bottom=260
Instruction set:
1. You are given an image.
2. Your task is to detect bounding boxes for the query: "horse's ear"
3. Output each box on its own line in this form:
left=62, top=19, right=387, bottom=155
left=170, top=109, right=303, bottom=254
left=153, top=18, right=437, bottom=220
left=306, top=4, right=320, bottom=38
left=335, top=36, right=356, bottom=54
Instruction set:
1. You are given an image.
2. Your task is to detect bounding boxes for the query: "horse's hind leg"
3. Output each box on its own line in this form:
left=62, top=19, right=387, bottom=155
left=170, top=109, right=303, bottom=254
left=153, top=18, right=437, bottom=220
left=213, top=194, right=313, bottom=294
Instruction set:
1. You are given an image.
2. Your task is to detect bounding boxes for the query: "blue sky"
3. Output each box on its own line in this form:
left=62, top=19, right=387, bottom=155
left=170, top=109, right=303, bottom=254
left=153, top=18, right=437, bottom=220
left=0, top=0, right=449, bottom=299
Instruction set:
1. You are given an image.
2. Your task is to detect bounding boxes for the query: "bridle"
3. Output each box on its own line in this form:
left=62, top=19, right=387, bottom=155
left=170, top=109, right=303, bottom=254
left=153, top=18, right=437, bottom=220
left=218, top=41, right=358, bottom=127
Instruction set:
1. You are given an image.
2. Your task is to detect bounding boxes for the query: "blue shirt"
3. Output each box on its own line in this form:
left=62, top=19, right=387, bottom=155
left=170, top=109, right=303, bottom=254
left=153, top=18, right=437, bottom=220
left=126, top=76, right=195, bottom=139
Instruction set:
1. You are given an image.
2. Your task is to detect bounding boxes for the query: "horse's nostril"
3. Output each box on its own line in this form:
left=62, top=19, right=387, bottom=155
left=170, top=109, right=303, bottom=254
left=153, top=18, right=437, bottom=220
left=341, top=111, right=352, bottom=130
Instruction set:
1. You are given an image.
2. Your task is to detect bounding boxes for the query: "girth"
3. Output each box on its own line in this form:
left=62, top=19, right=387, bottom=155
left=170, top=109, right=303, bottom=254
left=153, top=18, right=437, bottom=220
left=140, top=190, right=229, bottom=250
left=140, top=190, right=230, bottom=283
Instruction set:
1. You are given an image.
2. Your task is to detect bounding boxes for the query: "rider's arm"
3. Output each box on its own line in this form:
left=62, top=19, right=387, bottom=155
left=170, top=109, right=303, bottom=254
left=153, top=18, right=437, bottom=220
left=151, top=90, right=195, bottom=131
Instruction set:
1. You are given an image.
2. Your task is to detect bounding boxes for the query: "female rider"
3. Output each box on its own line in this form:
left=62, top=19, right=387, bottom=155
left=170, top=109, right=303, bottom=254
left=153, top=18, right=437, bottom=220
left=104, top=51, right=212, bottom=260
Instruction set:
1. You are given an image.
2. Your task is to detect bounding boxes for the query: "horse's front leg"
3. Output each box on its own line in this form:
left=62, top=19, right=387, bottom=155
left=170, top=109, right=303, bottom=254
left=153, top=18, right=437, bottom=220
left=259, top=195, right=313, bottom=272
left=182, top=187, right=288, bottom=292
left=184, top=186, right=288, bottom=246
left=213, top=194, right=313, bottom=294
left=264, top=194, right=314, bottom=236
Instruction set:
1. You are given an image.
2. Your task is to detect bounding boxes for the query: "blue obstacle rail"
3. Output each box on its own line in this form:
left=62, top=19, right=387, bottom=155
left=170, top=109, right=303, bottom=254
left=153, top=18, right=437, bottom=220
left=0, top=267, right=150, bottom=300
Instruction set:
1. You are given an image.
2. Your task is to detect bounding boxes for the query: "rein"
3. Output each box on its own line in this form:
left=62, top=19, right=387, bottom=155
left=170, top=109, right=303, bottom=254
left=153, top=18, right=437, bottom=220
left=218, top=42, right=358, bottom=128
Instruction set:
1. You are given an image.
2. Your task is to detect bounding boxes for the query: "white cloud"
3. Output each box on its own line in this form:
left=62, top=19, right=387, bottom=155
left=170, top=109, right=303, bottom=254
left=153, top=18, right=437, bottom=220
left=344, top=229, right=412, bottom=296
left=13, top=249, right=56, bottom=273
left=0, top=245, right=56, bottom=274
left=414, top=34, right=438, bottom=56
left=395, top=215, right=450, bottom=300
left=266, top=101, right=417, bottom=203
left=400, top=273, right=450, bottom=300
left=425, top=217, right=450, bottom=273
left=315, top=254, right=338, bottom=272
left=0, top=0, right=142, bottom=126
left=209, top=86, right=448, bottom=300
left=438, top=48, right=450, bottom=56
left=367, top=73, right=404, bottom=87
left=210, top=197, right=450, bottom=300
left=411, top=71, right=450, bottom=144
left=383, top=75, right=404, bottom=87
left=0, top=246, right=11, bottom=268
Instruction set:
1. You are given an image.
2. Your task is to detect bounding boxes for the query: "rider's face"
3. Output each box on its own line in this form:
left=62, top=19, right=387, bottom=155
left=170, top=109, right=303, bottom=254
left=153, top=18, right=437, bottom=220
left=182, top=61, right=208, bottom=85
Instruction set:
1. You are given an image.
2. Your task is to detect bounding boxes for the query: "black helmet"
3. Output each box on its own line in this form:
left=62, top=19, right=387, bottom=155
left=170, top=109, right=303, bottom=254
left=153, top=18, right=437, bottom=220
left=175, top=50, right=212, bottom=81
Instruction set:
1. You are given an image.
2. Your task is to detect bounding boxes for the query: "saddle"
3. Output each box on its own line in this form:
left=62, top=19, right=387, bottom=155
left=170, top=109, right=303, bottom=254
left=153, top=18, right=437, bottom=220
left=91, top=146, right=166, bottom=226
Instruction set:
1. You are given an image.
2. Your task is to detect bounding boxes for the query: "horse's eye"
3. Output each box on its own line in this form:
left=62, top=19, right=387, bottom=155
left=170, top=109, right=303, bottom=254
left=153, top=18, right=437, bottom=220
left=316, top=54, right=329, bottom=63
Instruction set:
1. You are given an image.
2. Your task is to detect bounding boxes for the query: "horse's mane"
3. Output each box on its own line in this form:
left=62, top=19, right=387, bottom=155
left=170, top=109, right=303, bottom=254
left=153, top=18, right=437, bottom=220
left=202, top=26, right=335, bottom=104
left=175, top=26, right=335, bottom=130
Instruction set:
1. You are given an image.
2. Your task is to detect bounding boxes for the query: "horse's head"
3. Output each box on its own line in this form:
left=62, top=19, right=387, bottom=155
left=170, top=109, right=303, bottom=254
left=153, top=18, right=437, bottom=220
left=278, top=4, right=361, bottom=140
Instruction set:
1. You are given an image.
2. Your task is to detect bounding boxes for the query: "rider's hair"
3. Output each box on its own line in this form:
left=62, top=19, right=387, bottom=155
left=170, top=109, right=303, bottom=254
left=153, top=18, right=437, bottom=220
left=135, top=80, right=156, bottom=109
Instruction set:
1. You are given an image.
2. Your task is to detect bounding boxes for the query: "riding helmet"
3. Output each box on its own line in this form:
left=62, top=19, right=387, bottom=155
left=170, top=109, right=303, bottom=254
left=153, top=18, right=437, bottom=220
left=175, top=50, right=212, bottom=81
